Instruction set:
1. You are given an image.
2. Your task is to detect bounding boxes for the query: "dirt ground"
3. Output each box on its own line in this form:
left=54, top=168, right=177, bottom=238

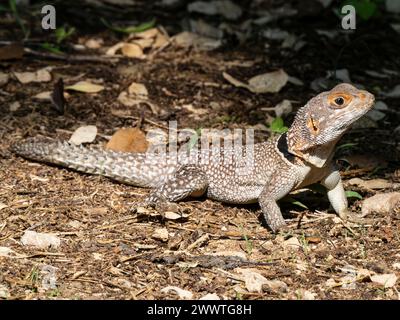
left=0, top=0, right=400, bottom=300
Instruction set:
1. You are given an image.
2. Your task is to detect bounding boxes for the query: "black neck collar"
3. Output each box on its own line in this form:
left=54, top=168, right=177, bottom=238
left=277, top=133, right=295, bottom=163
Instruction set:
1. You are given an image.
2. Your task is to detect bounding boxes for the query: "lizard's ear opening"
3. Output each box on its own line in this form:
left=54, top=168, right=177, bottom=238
left=328, top=93, right=352, bottom=109
left=307, top=116, right=320, bottom=135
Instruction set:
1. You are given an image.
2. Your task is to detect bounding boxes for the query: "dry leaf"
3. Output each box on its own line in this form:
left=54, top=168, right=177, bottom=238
left=283, top=236, right=301, bottom=251
left=0, top=285, right=9, bottom=299
left=161, top=286, right=193, bottom=299
left=14, top=68, right=52, bottom=84
left=341, top=154, right=387, bottom=170
left=135, top=28, right=159, bottom=39
left=361, top=192, right=400, bottom=217
left=0, top=43, right=24, bottom=60
left=21, top=230, right=60, bottom=249
left=69, top=125, right=98, bottom=145
left=182, top=103, right=208, bottom=116
left=0, top=247, right=16, bottom=257
left=106, top=42, right=124, bottom=56
left=0, top=72, right=9, bottom=87
left=153, top=33, right=169, bottom=48
left=117, top=91, right=140, bottom=107
left=236, top=268, right=269, bottom=293
left=121, top=43, right=144, bottom=58
left=348, top=178, right=398, bottom=190
left=151, top=228, right=169, bottom=242
left=263, top=279, right=288, bottom=293
left=296, top=289, right=316, bottom=300
left=106, top=127, right=149, bottom=153
left=33, top=91, right=52, bottom=100
left=85, top=38, right=104, bottom=49
left=371, top=273, right=398, bottom=288
left=133, top=38, right=154, bottom=49
left=223, top=69, right=289, bottom=94
left=164, top=211, right=182, bottom=220
left=248, top=69, right=289, bottom=93
left=66, top=81, right=104, bottom=93
left=9, top=101, right=20, bottom=112
left=274, top=99, right=292, bottom=117
left=173, top=31, right=221, bottom=50
left=127, top=82, right=148, bottom=97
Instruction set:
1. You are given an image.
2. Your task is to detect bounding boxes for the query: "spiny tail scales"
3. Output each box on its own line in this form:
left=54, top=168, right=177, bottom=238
left=11, top=138, right=175, bottom=188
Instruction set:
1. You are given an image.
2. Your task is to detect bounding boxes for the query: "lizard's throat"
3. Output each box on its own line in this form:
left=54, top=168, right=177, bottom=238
left=284, top=133, right=340, bottom=168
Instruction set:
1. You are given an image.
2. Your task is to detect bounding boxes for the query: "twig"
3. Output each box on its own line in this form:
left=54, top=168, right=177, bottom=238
left=24, top=48, right=119, bottom=64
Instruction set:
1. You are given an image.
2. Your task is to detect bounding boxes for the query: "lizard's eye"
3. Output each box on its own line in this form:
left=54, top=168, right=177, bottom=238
left=334, top=97, right=344, bottom=106
left=328, top=93, right=352, bottom=109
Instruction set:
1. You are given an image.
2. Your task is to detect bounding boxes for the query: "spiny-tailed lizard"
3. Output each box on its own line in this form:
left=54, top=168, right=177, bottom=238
left=11, top=83, right=375, bottom=232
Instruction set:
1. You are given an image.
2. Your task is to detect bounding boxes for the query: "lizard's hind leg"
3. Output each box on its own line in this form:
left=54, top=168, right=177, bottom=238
left=145, top=164, right=208, bottom=205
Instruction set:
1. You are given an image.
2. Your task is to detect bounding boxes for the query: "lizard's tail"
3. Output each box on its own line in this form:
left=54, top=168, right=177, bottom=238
left=11, top=137, right=167, bottom=188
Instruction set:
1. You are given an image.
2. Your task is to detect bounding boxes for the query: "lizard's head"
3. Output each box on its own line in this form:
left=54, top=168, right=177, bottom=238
left=287, top=83, right=375, bottom=166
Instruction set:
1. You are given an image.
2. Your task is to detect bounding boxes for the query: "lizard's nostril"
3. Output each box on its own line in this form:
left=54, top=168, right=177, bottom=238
left=359, top=92, right=366, bottom=100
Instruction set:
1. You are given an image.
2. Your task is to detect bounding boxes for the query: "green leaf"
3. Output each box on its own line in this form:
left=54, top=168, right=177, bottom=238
left=55, top=26, right=75, bottom=44
left=291, top=200, right=309, bottom=210
left=336, top=142, right=358, bottom=151
left=345, top=190, right=363, bottom=200
left=100, top=18, right=156, bottom=34
left=8, top=0, right=16, bottom=13
left=343, top=0, right=378, bottom=20
left=270, top=117, right=288, bottom=134
left=284, top=196, right=309, bottom=210
left=40, top=42, right=63, bottom=54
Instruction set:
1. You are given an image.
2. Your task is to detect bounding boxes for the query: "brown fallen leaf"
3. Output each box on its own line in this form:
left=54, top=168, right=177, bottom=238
left=236, top=268, right=269, bottom=293
left=248, top=69, right=289, bottom=93
left=223, top=69, right=289, bottom=93
left=121, top=43, right=144, bottom=58
left=361, top=192, right=400, bottom=217
left=370, top=273, right=398, bottom=288
left=348, top=178, right=399, bottom=190
left=127, top=82, right=148, bottom=97
left=106, top=42, right=124, bottom=56
left=84, top=38, right=104, bottom=49
left=0, top=72, right=9, bottom=87
left=9, top=101, right=20, bottom=112
left=135, top=28, right=159, bottom=39
left=340, top=154, right=388, bottom=170
left=105, top=127, right=149, bottom=153
left=0, top=43, right=24, bottom=60
left=14, top=68, right=52, bottom=84
left=160, top=286, right=193, bottom=300
left=66, top=81, right=104, bottom=93
left=69, top=125, right=98, bottom=145
left=151, top=228, right=169, bottom=242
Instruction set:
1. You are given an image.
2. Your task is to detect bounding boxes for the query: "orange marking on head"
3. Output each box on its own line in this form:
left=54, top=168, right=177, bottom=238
left=307, top=116, right=320, bottom=135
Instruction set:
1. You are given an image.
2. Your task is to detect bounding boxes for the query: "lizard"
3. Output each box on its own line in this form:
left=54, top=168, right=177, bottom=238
left=11, top=83, right=375, bottom=232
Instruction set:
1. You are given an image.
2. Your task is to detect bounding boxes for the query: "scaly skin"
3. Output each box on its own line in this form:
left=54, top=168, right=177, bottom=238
left=11, top=83, right=375, bottom=232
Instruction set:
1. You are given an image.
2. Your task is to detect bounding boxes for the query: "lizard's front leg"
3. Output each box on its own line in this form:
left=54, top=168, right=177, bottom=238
left=321, top=169, right=348, bottom=220
left=258, top=173, right=297, bottom=233
left=145, top=164, right=208, bottom=206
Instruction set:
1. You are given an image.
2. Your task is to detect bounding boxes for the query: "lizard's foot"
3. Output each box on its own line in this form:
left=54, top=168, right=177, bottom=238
left=338, top=208, right=349, bottom=220
left=268, top=219, right=287, bottom=233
